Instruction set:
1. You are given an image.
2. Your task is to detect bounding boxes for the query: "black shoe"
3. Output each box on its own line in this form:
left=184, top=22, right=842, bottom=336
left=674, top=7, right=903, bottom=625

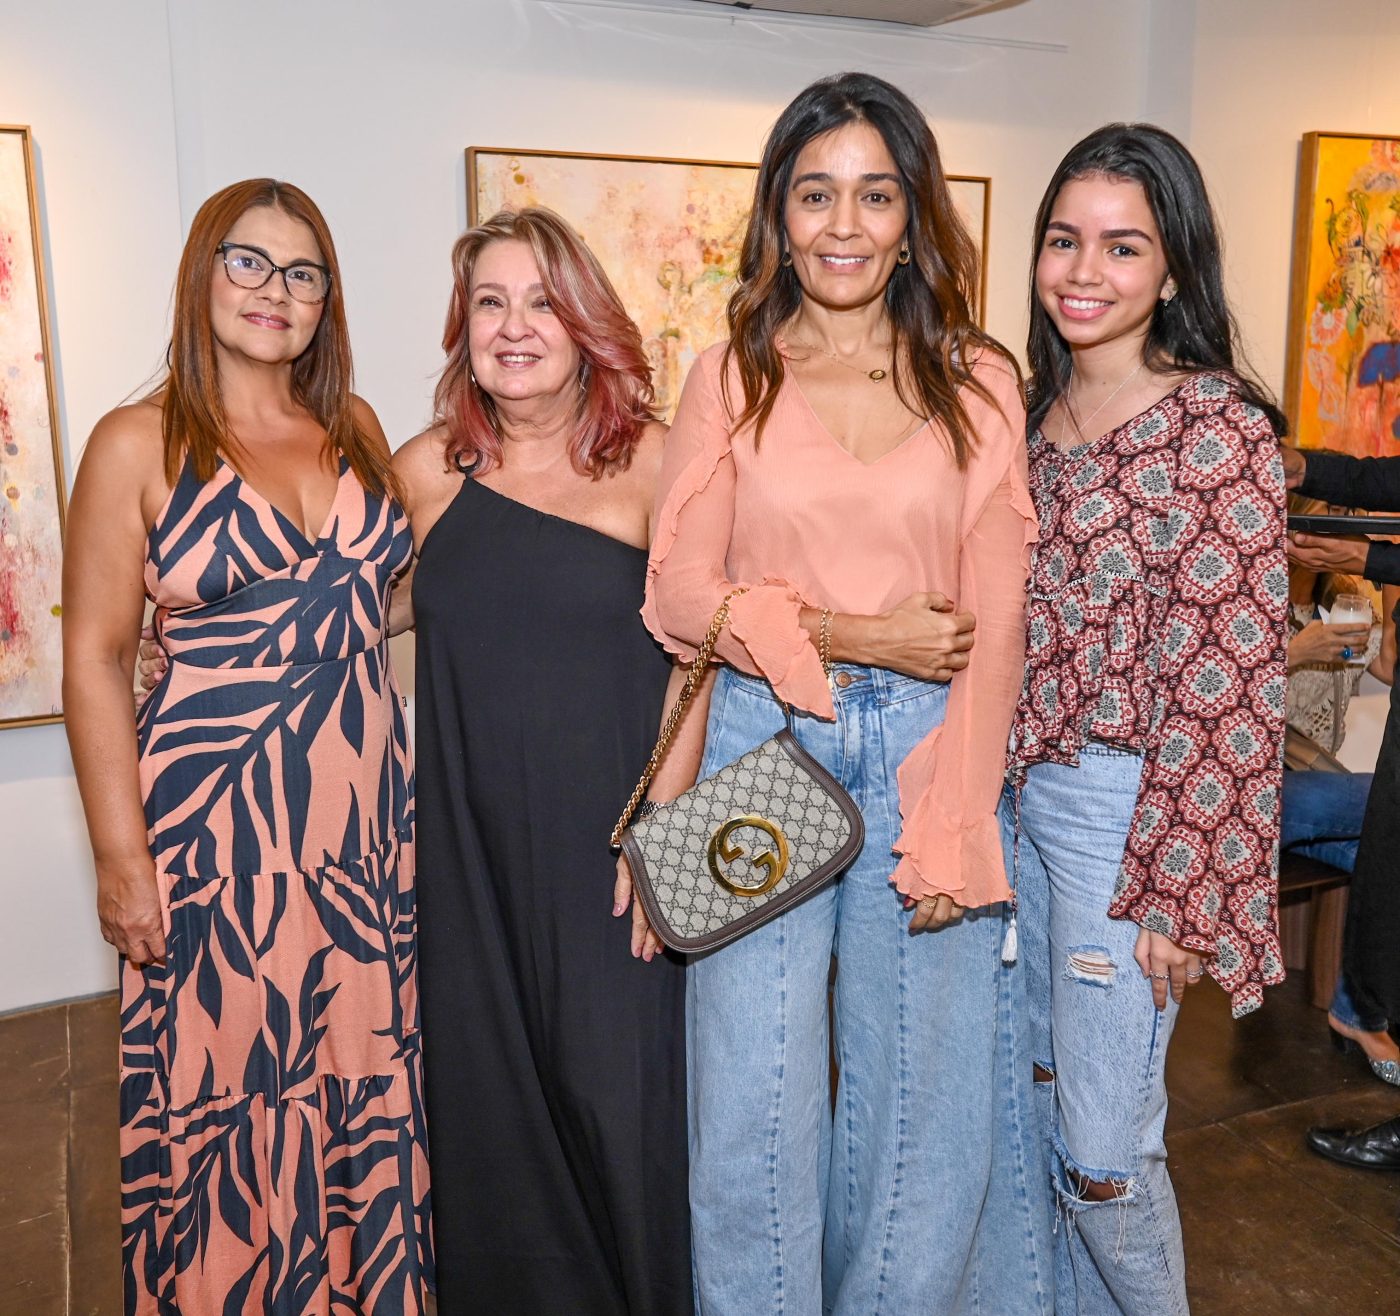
left=1306, top=1116, right=1400, bottom=1170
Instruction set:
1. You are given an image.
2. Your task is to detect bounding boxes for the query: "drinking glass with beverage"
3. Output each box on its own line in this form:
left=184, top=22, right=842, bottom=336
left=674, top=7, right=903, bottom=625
left=1330, top=592, right=1374, bottom=664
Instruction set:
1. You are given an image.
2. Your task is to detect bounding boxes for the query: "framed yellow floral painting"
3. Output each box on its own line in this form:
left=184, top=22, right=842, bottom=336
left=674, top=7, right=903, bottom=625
left=1285, top=132, right=1400, bottom=457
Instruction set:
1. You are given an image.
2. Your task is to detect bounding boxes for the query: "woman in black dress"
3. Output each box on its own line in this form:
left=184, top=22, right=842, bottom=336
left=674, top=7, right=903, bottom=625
left=393, top=208, right=698, bottom=1314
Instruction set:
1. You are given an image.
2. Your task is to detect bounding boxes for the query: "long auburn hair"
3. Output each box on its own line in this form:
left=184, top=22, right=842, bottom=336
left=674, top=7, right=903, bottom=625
left=1026, top=124, right=1287, bottom=435
left=724, top=71, right=1011, bottom=469
left=156, top=178, right=395, bottom=497
left=435, top=207, right=657, bottom=477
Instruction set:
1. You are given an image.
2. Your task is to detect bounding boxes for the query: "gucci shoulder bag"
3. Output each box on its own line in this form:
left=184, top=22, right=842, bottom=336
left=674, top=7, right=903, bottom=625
left=610, top=590, right=865, bottom=954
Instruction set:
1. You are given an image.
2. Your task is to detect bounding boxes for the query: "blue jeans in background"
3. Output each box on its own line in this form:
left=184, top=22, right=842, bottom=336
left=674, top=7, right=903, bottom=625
left=1011, top=745, right=1188, bottom=1316
left=687, top=665, right=1049, bottom=1316
left=1280, top=769, right=1386, bottom=1032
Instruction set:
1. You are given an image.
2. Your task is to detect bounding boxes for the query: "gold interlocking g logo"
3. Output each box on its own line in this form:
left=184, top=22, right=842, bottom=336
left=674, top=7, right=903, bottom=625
left=708, top=815, right=790, bottom=897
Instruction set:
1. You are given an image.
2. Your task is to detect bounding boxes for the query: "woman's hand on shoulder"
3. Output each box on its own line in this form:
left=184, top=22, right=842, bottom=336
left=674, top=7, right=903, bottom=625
left=850, top=592, right=976, bottom=682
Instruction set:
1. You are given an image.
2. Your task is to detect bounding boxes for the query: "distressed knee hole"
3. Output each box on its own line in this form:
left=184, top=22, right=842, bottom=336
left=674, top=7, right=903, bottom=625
left=1033, top=1063, right=1055, bottom=1085
left=1064, top=945, right=1116, bottom=988
left=1053, top=1144, right=1138, bottom=1213
left=1069, top=1169, right=1130, bottom=1203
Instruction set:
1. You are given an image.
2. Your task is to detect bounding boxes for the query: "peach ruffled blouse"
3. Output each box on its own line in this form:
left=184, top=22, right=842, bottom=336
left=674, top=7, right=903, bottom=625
left=643, top=342, right=1036, bottom=908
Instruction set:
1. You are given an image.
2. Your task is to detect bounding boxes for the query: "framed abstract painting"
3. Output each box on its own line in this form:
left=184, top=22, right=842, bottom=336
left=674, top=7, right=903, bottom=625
left=0, top=125, right=66, bottom=729
left=1285, top=131, right=1400, bottom=457
left=467, top=146, right=990, bottom=417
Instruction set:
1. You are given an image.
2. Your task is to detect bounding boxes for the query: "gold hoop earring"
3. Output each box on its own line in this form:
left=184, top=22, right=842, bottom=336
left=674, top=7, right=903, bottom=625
left=781, top=250, right=793, bottom=268
left=897, top=247, right=911, bottom=266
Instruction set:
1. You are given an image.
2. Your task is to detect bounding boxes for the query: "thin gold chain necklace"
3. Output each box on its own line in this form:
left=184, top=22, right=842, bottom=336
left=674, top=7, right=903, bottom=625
left=789, top=335, right=892, bottom=383
left=1057, top=362, right=1145, bottom=447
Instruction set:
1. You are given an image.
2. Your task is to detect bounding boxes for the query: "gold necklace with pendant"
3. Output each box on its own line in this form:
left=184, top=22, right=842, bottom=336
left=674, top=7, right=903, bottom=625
left=789, top=336, right=891, bottom=382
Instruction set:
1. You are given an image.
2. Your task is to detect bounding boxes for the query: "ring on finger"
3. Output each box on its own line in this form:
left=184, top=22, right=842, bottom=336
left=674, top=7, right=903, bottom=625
left=1186, top=969, right=1204, bottom=981
left=1149, top=971, right=1170, bottom=980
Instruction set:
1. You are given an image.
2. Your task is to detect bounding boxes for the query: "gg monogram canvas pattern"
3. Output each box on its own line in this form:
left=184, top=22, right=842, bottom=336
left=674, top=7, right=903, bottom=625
left=1011, top=373, right=1288, bottom=1017
left=622, top=730, right=863, bottom=951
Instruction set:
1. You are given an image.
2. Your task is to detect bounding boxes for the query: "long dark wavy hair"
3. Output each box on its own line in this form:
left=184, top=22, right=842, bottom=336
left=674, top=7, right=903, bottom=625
left=1026, top=123, right=1287, bottom=435
left=723, top=71, right=1012, bottom=469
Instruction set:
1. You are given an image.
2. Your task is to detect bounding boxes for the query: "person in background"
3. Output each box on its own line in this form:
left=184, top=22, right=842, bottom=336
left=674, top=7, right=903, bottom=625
left=646, top=72, right=1045, bottom=1314
left=1010, top=123, right=1288, bottom=1314
left=64, top=179, right=431, bottom=1313
left=393, top=207, right=695, bottom=1314
left=1286, top=447, right=1400, bottom=1168
left=1280, top=500, right=1398, bottom=1086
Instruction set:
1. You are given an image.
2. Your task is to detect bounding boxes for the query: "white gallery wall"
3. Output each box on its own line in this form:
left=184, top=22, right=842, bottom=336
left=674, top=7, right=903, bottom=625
left=0, top=0, right=1396, bottom=1013
left=0, top=3, right=184, bottom=1013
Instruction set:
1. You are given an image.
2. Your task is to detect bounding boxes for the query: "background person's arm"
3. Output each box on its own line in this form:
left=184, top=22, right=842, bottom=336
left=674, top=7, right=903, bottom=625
left=1370, top=585, right=1400, bottom=686
left=1295, top=448, right=1400, bottom=512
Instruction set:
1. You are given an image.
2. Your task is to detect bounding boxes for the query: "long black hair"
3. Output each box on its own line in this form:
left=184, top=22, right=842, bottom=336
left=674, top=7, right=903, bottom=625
left=1026, top=123, right=1286, bottom=435
left=724, top=71, right=1014, bottom=469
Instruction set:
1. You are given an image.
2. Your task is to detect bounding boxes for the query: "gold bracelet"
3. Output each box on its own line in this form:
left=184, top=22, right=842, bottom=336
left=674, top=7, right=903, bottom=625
left=819, top=608, right=834, bottom=679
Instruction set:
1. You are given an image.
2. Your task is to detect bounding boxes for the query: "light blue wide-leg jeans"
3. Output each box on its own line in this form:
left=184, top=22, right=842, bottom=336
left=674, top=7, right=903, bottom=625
left=687, top=665, right=1047, bottom=1316
left=1017, top=745, right=1189, bottom=1315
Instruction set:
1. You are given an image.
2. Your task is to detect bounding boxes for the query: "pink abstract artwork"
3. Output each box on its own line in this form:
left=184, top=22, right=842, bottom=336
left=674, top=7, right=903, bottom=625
left=0, top=127, right=65, bottom=727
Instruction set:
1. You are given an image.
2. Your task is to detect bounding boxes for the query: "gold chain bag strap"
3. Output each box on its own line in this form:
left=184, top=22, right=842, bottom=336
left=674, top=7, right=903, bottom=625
left=611, top=589, right=865, bottom=953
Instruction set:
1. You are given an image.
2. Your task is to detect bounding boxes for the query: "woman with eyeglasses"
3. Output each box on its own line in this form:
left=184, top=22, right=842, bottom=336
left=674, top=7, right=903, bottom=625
left=63, top=179, right=432, bottom=1312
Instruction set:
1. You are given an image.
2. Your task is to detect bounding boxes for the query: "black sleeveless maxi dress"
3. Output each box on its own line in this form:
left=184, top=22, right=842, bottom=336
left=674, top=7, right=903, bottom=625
left=413, top=473, right=692, bottom=1315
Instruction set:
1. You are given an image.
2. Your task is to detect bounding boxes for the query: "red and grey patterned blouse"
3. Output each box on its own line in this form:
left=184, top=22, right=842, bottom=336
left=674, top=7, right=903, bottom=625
left=1009, top=373, right=1289, bottom=1017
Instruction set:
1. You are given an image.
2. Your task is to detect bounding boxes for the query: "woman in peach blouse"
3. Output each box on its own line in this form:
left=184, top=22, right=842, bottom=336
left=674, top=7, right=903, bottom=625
left=643, top=74, right=1045, bottom=1314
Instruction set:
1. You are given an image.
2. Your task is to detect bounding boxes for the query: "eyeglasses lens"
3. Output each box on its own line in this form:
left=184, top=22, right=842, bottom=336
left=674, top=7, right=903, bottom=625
left=283, top=266, right=330, bottom=303
left=222, top=245, right=329, bottom=303
left=224, top=246, right=271, bottom=288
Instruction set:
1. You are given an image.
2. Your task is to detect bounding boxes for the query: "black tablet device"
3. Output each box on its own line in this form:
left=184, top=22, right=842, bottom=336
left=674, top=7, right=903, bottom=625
left=1287, top=514, right=1400, bottom=536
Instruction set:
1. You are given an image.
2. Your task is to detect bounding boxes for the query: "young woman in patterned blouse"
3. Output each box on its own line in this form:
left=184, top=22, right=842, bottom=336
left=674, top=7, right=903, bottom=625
left=1009, top=125, right=1289, bottom=1313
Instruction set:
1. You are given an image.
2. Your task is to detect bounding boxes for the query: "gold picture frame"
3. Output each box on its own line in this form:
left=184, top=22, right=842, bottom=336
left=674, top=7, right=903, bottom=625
left=1284, top=130, right=1400, bottom=457
left=466, top=146, right=990, bottom=416
left=0, top=124, right=67, bottom=729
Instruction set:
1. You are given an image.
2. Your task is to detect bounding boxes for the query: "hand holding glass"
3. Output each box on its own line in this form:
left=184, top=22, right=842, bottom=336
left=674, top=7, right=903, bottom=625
left=1330, top=592, right=1373, bottom=664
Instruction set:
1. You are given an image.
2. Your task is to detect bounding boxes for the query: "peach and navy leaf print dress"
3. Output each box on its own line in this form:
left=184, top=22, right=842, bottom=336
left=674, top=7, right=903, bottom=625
left=124, top=456, right=432, bottom=1315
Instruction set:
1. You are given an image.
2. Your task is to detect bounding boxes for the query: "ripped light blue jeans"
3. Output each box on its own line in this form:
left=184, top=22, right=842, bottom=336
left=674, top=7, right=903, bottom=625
left=1012, top=744, right=1189, bottom=1316
left=688, top=665, right=1047, bottom=1315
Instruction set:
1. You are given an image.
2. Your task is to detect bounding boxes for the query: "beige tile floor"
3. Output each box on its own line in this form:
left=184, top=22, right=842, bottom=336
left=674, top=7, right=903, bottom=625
left=2, top=975, right=1396, bottom=1314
